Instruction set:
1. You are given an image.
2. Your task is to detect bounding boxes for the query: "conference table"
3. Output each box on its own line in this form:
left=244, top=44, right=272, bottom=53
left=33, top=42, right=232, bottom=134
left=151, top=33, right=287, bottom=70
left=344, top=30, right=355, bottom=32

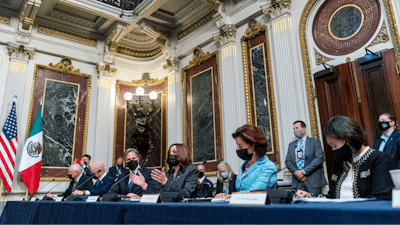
left=1, top=200, right=400, bottom=224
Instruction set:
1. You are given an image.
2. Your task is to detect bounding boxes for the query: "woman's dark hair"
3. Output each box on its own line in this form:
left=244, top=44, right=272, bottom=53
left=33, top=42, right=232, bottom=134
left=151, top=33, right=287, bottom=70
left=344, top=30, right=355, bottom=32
left=323, top=116, right=365, bottom=151
left=232, top=124, right=268, bottom=157
left=381, top=113, right=399, bottom=131
left=167, top=143, right=192, bottom=172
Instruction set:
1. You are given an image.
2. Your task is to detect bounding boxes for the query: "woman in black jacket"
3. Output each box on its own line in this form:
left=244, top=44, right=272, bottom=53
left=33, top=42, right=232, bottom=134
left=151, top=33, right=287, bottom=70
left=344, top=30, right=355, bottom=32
left=215, top=161, right=237, bottom=197
left=151, top=143, right=198, bottom=198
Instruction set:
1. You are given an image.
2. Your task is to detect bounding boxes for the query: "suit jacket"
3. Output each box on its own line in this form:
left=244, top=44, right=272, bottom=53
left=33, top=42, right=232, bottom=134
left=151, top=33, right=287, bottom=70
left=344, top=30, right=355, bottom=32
left=196, top=177, right=213, bottom=198
left=327, top=147, right=394, bottom=200
left=108, top=167, right=162, bottom=196
left=236, top=156, right=277, bottom=191
left=216, top=174, right=237, bottom=195
left=162, top=165, right=198, bottom=198
left=61, top=174, right=94, bottom=197
left=84, top=166, right=91, bottom=176
left=285, top=137, right=327, bottom=189
left=88, top=173, right=114, bottom=196
left=373, top=130, right=400, bottom=169
left=108, top=165, right=129, bottom=181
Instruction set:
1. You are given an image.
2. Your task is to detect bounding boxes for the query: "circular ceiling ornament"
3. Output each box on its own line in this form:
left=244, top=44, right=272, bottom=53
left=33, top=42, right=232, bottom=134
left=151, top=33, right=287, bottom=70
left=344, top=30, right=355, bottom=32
left=312, top=0, right=380, bottom=56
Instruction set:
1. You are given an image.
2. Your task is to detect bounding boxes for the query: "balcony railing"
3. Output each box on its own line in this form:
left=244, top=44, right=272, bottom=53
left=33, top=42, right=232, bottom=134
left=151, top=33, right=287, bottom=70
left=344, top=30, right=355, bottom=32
left=96, top=0, right=144, bottom=10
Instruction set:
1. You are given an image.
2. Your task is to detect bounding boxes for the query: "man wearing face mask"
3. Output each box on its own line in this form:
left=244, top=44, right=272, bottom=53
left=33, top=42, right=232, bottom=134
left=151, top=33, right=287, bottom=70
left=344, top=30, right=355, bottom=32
left=73, top=161, right=114, bottom=196
left=196, top=162, right=213, bottom=198
left=108, top=156, right=127, bottom=181
left=373, top=113, right=400, bottom=169
left=46, top=164, right=93, bottom=199
left=285, top=121, right=327, bottom=196
left=108, top=148, right=161, bottom=199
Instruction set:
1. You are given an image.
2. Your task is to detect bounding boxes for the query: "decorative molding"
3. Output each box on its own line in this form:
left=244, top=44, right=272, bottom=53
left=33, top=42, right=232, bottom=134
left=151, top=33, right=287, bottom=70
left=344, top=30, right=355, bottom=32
left=117, top=77, right=167, bottom=87
left=163, top=58, right=180, bottom=73
left=138, top=22, right=171, bottom=39
left=185, top=47, right=215, bottom=70
left=124, top=33, right=154, bottom=42
left=47, top=57, right=89, bottom=77
left=368, top=22, right=390, bottom=47
left=151, top=10, right=175, bottom=24
left=382, top=0, right=400, bottom=73
left=19, top=0, right=41, bottom=31
left=97, top=62, right=118, bottom=77
left=105, top=24, right=128, bottom=52
left=314, top=49, right=333, bottom=66
left=38, top=26, right=97, bottom=47
left=46, top=9, right=97, bottom=29
left=117, top=40, right=165, bottom=58
left=213, top=24, right=236, bottom=46
left=178, top=12, right=215, bottom=40
left=7, top=43, right=35, bottom=61
left=0, top=15, right=11, bottom=26
left=241, top=18, right=267, bottom=42
left=175, top=0, right=205, bottom=21
left=262, top=0, right=291, bottom=20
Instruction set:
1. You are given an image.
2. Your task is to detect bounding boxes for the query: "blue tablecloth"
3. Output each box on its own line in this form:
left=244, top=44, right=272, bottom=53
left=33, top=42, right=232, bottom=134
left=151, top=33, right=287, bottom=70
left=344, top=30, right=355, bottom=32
left=1, top=200, right=400, bottom=224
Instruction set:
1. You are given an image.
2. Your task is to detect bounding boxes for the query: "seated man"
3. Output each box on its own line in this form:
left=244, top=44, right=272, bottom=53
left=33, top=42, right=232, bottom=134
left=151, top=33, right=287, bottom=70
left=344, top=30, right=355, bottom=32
left=197, top=163, right=213, bottom=198
left=109, top=156, right=127, bottom=181
left=74, top=161, right=114, bottom=196
left=47, top=164, right=93, bottom=199
left=108, top=148, right=162, bottom=199
left=81, top=154, right=92, bottom=176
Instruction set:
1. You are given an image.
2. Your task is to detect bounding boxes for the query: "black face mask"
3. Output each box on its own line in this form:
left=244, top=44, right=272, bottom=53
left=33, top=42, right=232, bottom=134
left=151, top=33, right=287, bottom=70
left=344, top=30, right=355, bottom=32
left=236, top=149, right=253, bottom=161
left=198, top=172, right=204, bottom=178
left=379, top=122, right=391, bottom=131
left=333, top=145, right=353, bottom=162
left=167, top=155, right=180, bottom=167
left=127, top=160, right=138, bottom=171
left=116, top=164, right=122, bottom=168
left=67, top=174, right=73, bottom=180
left=84, top=161, right=87, bottom=166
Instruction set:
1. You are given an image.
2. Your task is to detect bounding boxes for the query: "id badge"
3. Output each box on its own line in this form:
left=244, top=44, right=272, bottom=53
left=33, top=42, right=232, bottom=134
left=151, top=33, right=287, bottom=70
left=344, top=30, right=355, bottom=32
left=297, top=150, right=303, bottom=159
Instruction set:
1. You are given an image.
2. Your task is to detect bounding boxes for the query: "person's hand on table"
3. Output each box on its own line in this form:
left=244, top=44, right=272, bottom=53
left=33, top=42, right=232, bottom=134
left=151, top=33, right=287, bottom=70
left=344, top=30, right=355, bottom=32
left=296, top=190, right=310, bottom=197
left=151, top=167, right=168, bottom=185
left=127, top=193, right=141, bottom=199
left=74, top=190, right=84, bottom=195
left=47, top=193, right=54, bottom=198
left=215, top=193, right=225, bottom=198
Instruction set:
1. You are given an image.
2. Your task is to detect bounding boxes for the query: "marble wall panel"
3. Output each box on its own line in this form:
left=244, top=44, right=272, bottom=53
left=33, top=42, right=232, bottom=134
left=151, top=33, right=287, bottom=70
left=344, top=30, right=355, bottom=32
left=42, top=80, right=79, bottom=167
left=251, top=44, right=272, bottom=153
left=190, top=69, right=215, bottom=163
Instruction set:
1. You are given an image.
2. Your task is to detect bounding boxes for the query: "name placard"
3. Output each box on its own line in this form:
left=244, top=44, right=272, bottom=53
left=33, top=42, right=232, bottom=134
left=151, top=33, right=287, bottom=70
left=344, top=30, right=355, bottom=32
left=55, top=197, right=64, bottom=202
left=393, top=189, right=400, bottom=208
left=229, top=192, right=267, bottom=206
left=86, top=196, right=100, bottom=202
left=30, top=197, right=37, bottom=202
left=140, top=194, right=160, bottom=204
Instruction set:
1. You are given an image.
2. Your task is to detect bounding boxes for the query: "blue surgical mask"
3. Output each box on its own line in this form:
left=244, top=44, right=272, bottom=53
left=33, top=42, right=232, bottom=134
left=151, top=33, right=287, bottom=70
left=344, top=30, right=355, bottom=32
left=221, top=171, right=228, bottom=179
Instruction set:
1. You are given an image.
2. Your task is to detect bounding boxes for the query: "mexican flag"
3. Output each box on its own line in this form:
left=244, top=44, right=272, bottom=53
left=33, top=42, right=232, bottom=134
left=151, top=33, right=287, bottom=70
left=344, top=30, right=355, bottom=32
left=19, top=106, right=43, bottom=195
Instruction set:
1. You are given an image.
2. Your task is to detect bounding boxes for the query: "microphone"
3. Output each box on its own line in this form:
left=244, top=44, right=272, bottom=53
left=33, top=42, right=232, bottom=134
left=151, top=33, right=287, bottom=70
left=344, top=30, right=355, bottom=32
left=46, top=180, right=65, bottom=195
left=29, top=178, right=55, bottom=197
left=267, top=167, right=287, bottom=189
left=108, top=171, right=132, bottom=192
left=74, top=170, right=101, bottom=192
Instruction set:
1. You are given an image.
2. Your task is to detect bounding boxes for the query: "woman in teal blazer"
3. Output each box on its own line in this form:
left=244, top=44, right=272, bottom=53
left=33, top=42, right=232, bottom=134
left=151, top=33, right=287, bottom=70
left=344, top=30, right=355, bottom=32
left=215, top=124, right=277, bottom=199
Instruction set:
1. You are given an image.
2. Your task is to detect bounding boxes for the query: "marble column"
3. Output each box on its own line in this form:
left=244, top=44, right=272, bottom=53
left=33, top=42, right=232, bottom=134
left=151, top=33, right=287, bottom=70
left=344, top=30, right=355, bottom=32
left=94, top=62, right=118, bottom=168
left=212, top=25, right=244, bottom=174
left=1, top=43, right=35, bottom=127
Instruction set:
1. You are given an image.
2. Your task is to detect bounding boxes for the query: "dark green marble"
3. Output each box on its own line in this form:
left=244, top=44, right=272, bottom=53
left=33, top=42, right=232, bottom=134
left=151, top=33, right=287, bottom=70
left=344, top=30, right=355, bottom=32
left=330, top=6, right=362, bottom=39
left=126, top=93, right=162, bottom=167
left=191, top=69, right=215, bottom=162
left=251, top=45, right=272, bottom=153
left=42, top=80, right=78, bottom=167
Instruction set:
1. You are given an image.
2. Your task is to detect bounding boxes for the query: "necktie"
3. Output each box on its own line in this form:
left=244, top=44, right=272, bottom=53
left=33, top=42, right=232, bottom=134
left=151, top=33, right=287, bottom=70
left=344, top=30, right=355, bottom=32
left=72, top=182, right=77, bottom=191
left=117, top=167, right=121, bottom=175
left=128, top=181, right=133, bottom=192
left=296, top=139, right=305, bottom=170
left=379, top=136, right=388, bottom=152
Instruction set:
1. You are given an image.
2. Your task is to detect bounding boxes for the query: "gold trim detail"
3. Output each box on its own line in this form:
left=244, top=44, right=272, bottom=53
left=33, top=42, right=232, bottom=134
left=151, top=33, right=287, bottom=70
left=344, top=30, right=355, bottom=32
left=0, top=14, right=11, bottom=25
left=315, top=49, right=333, bottom=66
left=7, top=45, right=35, bottom=60
left=26, top=59, right=91, bottom=181
left=368, top=22, right=390, bottom=47
left=178, top=12, right=216, bottom=40
left=117, top=38, right=165, bottom=58
left=181, top=49, right=224, bottom=164
left=37, top=26, right=97, bottom=47
left=300, top=0, right=400, bottom=137
left=113, top=77, right=168, bottom=163
left=328, top=4, right=364, bottom=41
left=240, top=18, right=280, bottom=168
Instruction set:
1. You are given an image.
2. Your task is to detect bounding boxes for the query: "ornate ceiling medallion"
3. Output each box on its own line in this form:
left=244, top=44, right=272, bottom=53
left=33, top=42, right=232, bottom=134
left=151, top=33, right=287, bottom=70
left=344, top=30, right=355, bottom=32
left=312, top=0, right=381, bottom=56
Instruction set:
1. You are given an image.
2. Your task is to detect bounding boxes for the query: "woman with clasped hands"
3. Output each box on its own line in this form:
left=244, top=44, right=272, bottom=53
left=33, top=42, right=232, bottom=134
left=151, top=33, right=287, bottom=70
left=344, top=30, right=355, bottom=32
left=151, top=144, right=199, bottom=198
left=297, top=116, right=394, bottom=200
left=216, top=124, right=278, bottom=200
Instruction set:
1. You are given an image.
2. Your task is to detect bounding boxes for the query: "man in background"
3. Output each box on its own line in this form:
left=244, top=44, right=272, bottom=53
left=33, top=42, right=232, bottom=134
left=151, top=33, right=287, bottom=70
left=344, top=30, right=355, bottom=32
left=81, top=154, right=92, bottom=176
left=197, top=162, right=213, bottom=197
left=109, top=156, right=127, bottom=181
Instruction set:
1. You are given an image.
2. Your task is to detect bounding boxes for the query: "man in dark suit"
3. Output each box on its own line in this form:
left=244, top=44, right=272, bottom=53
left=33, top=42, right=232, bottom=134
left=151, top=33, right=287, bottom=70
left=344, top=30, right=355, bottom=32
left=80, top=154, right=92, bottom=176
left=74, top=161, right=114, bottom=196
left=108, top=156, right=127, bottom=181
left=373, top=113, right=400, bottom=169
left=196, top=163, right=213, bottom=197
left=285, top=120, right=327, bottom=196
left=47, top=164, right=93, bottom=199
left=108, top=148, right=162, bottom=199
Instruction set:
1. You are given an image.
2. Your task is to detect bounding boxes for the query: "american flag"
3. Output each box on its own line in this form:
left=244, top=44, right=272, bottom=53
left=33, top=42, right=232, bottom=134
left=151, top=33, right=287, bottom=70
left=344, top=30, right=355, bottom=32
left=0, top=102, right=17, bottom=192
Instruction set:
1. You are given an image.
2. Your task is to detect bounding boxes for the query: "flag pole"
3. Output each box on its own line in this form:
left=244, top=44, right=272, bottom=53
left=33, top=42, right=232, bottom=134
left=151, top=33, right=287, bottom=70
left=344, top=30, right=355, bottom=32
left=0, top=181, right=3, bottom=201
left=25, top=189, right=29, bottom=200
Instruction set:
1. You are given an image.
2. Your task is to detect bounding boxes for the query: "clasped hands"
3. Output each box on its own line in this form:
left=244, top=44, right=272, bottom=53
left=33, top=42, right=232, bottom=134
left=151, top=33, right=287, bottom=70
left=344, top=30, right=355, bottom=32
left=294, top=170, right=307, bottom=182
